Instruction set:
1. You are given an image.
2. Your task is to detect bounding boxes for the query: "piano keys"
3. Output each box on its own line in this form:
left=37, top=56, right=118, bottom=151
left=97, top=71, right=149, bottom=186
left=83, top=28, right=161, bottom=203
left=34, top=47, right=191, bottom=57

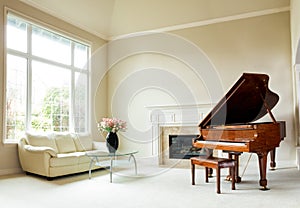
left=192, top=73, right=286, bottom=190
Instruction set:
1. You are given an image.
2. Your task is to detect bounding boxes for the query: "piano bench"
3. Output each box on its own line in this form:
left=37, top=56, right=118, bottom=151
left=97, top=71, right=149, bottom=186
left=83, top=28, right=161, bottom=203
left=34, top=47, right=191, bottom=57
left=191, top=156, right=236, bottom=194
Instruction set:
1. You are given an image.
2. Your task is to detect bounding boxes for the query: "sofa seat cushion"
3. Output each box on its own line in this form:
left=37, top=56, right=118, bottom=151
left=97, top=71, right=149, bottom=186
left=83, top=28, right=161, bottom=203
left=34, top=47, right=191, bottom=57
left=78, top=154, right=92, bottom=164
left=26, top=132, right=58, bottom=153
left=50, top=152, right=88, bottom=167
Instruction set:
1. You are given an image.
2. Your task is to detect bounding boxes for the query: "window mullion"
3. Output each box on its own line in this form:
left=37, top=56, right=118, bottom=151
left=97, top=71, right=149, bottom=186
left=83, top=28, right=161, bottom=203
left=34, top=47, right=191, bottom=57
left=70, top=42, right=75, bottom=132
left=86, top=49, right=90, bottom=132
left=26, top=24, right=32, bottom=131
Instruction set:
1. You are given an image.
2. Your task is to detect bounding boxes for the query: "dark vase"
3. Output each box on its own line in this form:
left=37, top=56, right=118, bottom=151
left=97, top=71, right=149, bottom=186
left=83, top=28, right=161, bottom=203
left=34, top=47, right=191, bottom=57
left=106, top=132, right=119, bottom=153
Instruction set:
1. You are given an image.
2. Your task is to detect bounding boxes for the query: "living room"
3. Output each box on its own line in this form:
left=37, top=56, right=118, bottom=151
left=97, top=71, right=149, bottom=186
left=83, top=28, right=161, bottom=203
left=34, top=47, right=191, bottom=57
left=1, top=0, right=300, bottom=207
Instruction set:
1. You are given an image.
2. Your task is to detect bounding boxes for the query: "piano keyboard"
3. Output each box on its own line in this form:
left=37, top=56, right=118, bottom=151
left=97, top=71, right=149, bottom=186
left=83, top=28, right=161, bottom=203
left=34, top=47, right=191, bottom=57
left=197, top=141, right=247, bottom=147
left=195, top=140, right=249, bottom=152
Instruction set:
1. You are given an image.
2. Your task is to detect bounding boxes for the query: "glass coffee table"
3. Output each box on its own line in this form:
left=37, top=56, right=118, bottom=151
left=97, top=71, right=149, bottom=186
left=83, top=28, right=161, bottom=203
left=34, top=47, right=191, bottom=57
left=85, top=150, right=138, bottom=182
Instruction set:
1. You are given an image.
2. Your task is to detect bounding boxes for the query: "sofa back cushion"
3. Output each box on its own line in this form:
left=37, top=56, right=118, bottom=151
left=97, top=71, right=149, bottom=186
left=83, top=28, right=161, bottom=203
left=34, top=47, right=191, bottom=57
left=54, top=133, right=77, bottom=153
left=73, top=136, right=84, bottom=151
left=73, top=136, right=93, bottom=151
left=26, top=132, right=58, bottom=153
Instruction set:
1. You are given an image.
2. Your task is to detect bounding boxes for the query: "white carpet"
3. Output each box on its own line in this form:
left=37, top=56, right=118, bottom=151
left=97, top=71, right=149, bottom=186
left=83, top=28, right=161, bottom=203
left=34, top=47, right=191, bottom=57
left=1, top=159, right=300, bottom=208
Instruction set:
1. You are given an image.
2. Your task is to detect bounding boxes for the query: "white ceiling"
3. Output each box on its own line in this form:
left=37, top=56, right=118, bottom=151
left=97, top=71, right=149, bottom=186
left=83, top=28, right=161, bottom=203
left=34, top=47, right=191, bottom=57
left=19, top=0, right=290, bottom=40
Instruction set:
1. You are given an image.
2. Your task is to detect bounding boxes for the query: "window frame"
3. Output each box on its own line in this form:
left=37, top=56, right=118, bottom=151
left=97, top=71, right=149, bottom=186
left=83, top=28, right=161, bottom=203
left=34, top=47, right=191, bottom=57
left=3, top=8, right=91, bottom=143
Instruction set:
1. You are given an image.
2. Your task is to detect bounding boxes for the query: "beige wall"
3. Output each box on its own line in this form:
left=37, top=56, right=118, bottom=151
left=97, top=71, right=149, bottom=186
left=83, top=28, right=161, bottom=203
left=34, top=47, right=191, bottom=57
left=291, top=0, right=300, bottom=65
left=0, top=0, right=106, bottom=175
left=105, top=11, right=294, bottom=163
left=290, top=0, right=300, bottom=150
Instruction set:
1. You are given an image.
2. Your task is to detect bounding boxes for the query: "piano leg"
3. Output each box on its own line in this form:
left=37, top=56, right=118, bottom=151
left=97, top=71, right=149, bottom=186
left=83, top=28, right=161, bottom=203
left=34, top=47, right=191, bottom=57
left=257, top=151, right=270, bottom=190
left=225, top=152, right=242, bottom=183
left=206, top=148, right=213, bottom=177
left=208, top=168, right=213, bottom=177
left=270, top=148, right=276, bottom=170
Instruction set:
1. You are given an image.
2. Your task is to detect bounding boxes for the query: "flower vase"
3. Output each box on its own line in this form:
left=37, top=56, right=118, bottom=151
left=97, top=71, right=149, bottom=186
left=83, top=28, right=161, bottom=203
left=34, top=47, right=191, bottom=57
left=106, top=132, right=119, bottom=153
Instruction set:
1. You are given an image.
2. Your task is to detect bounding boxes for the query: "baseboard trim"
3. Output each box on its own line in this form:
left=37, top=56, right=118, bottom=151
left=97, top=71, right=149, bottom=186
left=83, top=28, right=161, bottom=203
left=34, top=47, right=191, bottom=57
left=0, top=168, right=23, bottom=176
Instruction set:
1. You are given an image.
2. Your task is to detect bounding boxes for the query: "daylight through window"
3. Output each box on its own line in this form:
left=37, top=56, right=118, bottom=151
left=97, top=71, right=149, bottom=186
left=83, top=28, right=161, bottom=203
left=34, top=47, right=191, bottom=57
left=5, top=12, right=90, bottom=141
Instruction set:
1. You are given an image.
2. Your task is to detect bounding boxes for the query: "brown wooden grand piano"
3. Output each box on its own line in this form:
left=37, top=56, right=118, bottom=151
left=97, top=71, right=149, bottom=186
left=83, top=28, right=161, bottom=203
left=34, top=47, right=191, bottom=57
left=192, top=73, right=286, bottom=190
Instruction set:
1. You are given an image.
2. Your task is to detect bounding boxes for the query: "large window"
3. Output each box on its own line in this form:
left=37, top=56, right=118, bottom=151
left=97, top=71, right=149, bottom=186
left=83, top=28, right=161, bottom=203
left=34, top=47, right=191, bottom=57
left=4, top=12, right=90, bottom=141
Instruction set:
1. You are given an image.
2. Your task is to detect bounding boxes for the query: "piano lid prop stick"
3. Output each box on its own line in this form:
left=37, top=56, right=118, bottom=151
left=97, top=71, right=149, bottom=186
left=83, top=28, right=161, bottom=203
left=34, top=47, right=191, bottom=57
left=260, top=93, right=277, bottom=124
left=241, top=153, right=253, bottom=178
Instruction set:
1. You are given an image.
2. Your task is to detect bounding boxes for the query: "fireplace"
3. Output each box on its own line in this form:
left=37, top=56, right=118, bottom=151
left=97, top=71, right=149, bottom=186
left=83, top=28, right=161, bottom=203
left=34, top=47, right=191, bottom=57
left=169, top=134, right=201, bottom=159
left=147, top=104, right=213, bottom=167
left=159, top=126, right=201, bottom=168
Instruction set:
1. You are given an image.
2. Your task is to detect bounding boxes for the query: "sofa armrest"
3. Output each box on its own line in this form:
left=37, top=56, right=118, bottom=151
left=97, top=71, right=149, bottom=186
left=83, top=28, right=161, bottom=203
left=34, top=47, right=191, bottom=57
left=24, top=145, right=57, bottom=157
left=18, top=138, right=56, bottom=176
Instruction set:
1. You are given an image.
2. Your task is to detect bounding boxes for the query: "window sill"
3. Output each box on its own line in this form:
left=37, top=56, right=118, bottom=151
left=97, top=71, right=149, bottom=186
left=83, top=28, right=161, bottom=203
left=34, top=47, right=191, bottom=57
left=3, top=139, right=18, bottom=146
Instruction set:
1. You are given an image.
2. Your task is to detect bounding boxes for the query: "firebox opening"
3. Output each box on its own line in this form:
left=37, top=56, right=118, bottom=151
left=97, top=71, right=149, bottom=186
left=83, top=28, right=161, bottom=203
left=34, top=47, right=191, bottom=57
left=169, top=134, right=207, bottom=159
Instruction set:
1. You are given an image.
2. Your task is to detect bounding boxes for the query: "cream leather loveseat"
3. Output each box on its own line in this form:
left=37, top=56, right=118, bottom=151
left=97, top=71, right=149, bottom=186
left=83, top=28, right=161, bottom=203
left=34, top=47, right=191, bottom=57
left=18, top=132, right=106, bottom=179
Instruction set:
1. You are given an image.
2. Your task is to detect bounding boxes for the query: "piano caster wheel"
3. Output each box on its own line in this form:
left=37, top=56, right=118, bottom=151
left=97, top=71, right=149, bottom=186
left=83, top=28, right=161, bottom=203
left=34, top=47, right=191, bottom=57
left=226, top=175, right=241, bottom=183
left=259, top=186, right=270, bottom=191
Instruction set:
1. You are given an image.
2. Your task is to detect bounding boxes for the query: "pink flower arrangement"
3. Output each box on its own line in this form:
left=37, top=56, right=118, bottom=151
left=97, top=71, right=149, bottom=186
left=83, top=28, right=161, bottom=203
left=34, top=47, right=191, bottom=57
left=98, top=118, right=127, bottom=133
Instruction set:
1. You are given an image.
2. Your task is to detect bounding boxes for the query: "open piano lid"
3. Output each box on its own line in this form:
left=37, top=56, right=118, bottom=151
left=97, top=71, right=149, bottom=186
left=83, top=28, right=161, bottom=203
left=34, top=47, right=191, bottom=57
left=199, top=73, right=279, bottom=128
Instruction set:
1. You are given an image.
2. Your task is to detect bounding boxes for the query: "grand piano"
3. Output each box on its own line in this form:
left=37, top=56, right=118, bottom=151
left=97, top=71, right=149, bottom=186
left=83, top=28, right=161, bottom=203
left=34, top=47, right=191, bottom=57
left=192, top=73, right=286, bottom=190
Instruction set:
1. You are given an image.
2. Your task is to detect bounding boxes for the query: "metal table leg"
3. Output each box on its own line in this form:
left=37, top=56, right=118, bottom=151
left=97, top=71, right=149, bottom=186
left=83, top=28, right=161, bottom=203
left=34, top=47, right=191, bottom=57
left=88, top=157, right=95, bottom=179
left=110, top=156, right=113, bottom=183
left=129, top=153, right=138, bottom=175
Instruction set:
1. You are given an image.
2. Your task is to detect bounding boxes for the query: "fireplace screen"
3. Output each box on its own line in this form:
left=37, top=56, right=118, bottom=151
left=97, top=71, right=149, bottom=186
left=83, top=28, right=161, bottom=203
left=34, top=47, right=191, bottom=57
left=169, top=134, right=206, bottom=159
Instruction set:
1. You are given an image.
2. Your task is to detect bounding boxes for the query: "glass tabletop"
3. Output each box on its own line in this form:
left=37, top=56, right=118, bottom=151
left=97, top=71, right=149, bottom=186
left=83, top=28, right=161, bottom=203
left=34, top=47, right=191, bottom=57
left=85, top=150, right=138, bottom=157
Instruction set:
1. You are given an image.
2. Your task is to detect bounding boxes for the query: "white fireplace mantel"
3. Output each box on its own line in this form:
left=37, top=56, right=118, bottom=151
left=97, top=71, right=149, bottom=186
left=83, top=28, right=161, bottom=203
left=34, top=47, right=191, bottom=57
left=146, top=103, right=213, bottom=125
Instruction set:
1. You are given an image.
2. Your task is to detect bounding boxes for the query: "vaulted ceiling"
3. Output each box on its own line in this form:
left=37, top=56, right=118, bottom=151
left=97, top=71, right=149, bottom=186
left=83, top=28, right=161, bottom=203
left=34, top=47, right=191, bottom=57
left=20, top=0, right=290, bottom=40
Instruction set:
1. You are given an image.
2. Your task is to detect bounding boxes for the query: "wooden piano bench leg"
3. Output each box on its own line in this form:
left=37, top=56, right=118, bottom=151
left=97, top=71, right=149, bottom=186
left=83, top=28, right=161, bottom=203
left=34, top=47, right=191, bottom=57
left=191, top=160, right=195, bottom=185
left=205, top=167, right=209, bottom=183
left=216, top=167, right=221, bottom=194
left=231, top=165, right=236, bottom=190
